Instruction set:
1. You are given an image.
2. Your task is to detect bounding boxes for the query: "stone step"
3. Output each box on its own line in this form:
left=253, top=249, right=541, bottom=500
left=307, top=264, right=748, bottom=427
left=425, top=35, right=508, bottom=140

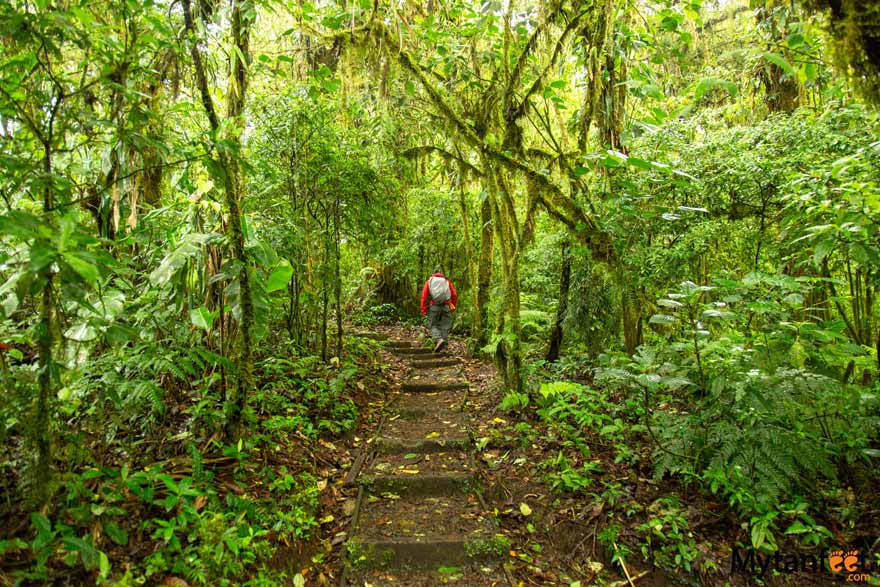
left=362, top=472, right=476, bottom=496
left=380, top=411, right=468, bottom=447
left=410, top=358, right=459, bottom=368
left=350, top=332, right=388, bottom=340
left=346, top=564, right=508, bottom=586
left=393, top=347, right=434, bottom=355
left=348, top=494, right=506, bottom=571
left=386, top=340, right=414, bottom=348
left=391, top=391, right=466, bottom=418
left=362, top=451, right=475, bottom=496
left=401, top=380, right=469, bottom=393
left=376, top=436, right=470, bottom=455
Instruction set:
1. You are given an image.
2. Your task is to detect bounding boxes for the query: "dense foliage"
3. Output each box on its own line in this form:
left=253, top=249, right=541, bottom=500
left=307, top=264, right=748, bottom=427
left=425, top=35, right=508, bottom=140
left=1, top=0, right=878, bottom=583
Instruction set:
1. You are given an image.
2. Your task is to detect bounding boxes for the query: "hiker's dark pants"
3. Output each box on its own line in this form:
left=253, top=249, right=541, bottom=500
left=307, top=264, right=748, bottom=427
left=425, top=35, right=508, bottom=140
left=428, top=304, right=452, bottom=343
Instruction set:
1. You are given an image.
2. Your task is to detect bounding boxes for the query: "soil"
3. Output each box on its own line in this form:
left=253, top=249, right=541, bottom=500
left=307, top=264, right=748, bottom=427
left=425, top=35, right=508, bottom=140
left=369, top=451, right=473, bottom=476
left=381, top=412, right=469, bottom=443
left=348, top=564, right=508, bottom=586
left=389, top=391, right=467, bottom=416
left=357, top=494, right=493, bottom=542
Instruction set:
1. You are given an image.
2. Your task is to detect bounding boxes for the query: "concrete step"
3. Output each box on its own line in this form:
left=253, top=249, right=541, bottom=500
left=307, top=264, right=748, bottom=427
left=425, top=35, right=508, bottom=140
left=376, top=436, right=470, bottom=455
left=393, top=347, right=434, bottom=355
left=386, top=340, right=415, bottom=349
left=390, top=391, right=466, bottom=418
left=362, top=451, right=476, bottom=496
left=362, top=472, right=477, bottom=496
left=350, top=332, right=388, bottom=341
left=348, top=494, right=506, bottom=571
left=410, top=358, right=459, bottom=368
left=346, top=564, right=508, bottom=586
left=379, top=411, right=469, bottom=452
left=401, top=380, right=469, bottom=393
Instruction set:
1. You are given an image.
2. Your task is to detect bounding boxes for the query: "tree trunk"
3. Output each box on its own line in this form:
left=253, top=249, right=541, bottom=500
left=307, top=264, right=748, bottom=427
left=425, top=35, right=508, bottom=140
left=486, top=162, right=524, bottom=393
left=456, top=167, right=477, bottom=336
left=182, top=0, right=255, bottom=440
left=334, top=200, right=343, bottom=359
left=546, top=239, right=571, bottom=362
left=474, top=195, right=494, bottom=348
left=621, top=282, right=642, bottom=355
left=321, top=239, right=330, bottom=362
left=35, top=127, right=58, bottom=505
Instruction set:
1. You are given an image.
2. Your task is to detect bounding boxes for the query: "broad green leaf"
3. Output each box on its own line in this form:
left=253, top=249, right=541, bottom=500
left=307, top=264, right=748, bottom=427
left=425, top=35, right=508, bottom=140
left=762, top=52, right=795, bottom=76
left=627, top=157, right=654, bottom=170
left=266, top=259, right=293, bottom=292
left=695, top=77, right=738, bottom=100
left=1, top=293, right=19, bottom=317
left=99, top=551, right=110, bottom=578
left=66, top=322, right=98, bottom=342
left=649, top=314, right=678, bottom=324
left=63, top=253, right=100, bottom=285
left=657, top=298, right=683, bottom=308
left=104, top=522, right=128, bottom=545
left=190, top=307, right=214, bottom=331
left=149, top=233, right=216, bottom=286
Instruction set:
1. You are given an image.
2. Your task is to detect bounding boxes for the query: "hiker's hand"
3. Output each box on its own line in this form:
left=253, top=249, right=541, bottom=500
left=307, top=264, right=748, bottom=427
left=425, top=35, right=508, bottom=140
left=450, top=303, right=456, bottom=312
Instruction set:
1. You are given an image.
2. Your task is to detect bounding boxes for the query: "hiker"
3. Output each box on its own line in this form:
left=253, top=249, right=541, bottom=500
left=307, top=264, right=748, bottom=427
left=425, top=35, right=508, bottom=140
left=420, top=268, right=457, bottom=352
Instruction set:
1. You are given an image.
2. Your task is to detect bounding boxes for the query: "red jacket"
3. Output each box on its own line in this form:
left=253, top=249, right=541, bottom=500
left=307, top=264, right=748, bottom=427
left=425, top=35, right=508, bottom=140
left=421, top=273, right=457, bottom=315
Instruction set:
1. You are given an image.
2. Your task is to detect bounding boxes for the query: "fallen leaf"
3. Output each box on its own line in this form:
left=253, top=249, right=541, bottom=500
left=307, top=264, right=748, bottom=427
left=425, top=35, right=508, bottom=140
left=520, top=503, right=532, bottom=516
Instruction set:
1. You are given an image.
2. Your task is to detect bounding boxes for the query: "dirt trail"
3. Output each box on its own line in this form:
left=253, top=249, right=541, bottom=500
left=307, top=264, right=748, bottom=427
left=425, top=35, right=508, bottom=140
left=342, top=334, right=510, bottom=586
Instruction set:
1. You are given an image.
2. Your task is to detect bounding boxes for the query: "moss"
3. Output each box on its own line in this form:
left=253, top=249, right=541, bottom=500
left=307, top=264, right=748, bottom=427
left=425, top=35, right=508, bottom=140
left=346, top=540, right=368, bottom=569
left=466, top=534, right=512, bottom=558
left=349, top=541, right=395, bottom=570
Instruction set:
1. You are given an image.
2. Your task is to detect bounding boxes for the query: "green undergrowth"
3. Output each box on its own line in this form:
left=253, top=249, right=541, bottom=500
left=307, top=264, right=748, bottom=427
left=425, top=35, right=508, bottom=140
left=0, top=334, right=385, bottom=585
left=499, top=346, right=880, bottom=580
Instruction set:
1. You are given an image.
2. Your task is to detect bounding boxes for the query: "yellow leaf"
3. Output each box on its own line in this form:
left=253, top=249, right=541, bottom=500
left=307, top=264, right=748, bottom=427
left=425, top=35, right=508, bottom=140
left=519, top=503, right=532, bottom=516
left=425, top=431, right=440, bottom=439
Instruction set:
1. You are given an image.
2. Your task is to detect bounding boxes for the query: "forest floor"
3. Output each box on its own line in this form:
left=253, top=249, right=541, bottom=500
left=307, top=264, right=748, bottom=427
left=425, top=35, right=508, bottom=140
left=308, top=324, right=643, bottom=587
left=307, top=324, right=875, bottom=587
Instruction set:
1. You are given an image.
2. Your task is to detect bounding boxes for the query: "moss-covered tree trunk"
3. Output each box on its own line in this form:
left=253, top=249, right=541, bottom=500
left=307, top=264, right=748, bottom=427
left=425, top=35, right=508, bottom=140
left=546, top=239, right=571, bottom=362
left=484, top=159, right=524, bottom=393
left=35, top=111, right=60, bottom=505
left=455, top=167, right=479, bottom=341
left=474, top=195, right=494, bottom=348
left=182, top=0, right=255, bottom=440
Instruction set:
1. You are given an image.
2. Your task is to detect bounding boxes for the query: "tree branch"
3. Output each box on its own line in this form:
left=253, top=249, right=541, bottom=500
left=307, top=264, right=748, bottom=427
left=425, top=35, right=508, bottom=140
left=401, top=146, right=483, bottom=176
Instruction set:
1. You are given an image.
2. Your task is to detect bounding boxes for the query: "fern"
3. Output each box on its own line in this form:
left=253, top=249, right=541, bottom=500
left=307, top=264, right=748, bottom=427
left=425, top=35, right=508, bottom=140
left=652, top=368, right=858, bottom=514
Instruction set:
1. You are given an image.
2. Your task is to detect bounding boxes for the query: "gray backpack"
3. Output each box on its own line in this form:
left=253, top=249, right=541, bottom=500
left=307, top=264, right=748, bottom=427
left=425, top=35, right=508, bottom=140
left=428, top=276, right=451, bottom=303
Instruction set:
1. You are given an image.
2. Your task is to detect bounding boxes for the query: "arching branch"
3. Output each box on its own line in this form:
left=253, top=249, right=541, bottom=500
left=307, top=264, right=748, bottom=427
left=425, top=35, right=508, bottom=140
left=507, top=10, right=588, bottom=127
left=401, top=146, right=483, bottom=176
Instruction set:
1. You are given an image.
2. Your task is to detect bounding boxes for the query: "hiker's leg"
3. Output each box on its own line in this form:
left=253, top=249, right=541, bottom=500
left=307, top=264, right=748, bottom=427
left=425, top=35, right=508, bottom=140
left=438, top=306, right=452, bottom=343
left=428, top=305, right=443, bottom=342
